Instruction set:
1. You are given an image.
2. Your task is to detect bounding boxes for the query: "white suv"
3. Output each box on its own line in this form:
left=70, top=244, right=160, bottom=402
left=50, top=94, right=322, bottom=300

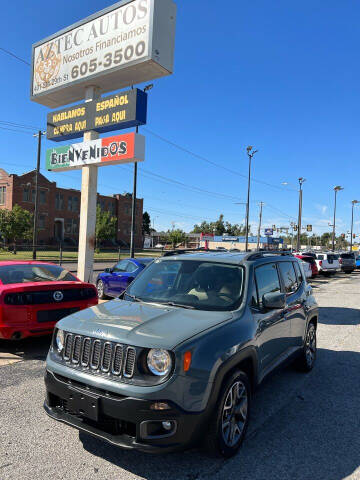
left=315, top=253, right=340, bottom=275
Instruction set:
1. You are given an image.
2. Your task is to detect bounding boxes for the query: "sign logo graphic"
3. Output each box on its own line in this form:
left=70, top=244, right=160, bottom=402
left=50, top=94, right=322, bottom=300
left=35, top=44, right=62, bottom=84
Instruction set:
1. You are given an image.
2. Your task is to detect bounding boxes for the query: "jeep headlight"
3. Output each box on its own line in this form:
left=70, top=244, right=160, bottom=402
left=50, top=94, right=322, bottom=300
left=56, top=329, right=65, bottom=353
left=147, top=349, right=172, bottom=376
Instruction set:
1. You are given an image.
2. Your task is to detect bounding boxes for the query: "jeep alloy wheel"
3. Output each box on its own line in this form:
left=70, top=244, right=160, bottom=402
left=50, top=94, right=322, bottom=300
left=305, top=324, right=316, bottom=368
left=222, top=380, right=248, bottom=447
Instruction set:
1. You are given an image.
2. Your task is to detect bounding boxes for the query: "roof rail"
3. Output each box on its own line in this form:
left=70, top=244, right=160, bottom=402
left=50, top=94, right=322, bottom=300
left=245, top=250, right=294, bottom=261
left=162, top=248, right=209, bottom=257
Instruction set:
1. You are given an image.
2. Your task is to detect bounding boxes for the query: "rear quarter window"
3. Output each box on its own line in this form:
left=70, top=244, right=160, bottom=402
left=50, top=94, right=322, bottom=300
left=278, top=261, right=298, bottom=294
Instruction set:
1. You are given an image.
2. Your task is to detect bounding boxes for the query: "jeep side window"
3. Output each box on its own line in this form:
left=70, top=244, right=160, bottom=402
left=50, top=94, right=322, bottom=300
left=293, top=261, right=303, bottom=285
left=254, top=263, right=281, bottom=308
left=278, top=261, right=298, bottom=294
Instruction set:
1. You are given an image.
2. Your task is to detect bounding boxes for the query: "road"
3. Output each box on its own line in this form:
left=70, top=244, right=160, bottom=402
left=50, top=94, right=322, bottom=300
left=1, top=273, right=359, bottom=479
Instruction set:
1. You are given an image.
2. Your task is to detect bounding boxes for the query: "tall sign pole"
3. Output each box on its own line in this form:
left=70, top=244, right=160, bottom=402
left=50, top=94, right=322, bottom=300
left=130, top=126, right=138, bottom=258
left=77, top=86, right=100, bottom=282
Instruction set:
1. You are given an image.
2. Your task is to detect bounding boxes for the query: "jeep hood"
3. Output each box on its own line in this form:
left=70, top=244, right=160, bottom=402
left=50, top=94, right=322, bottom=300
left=57, top=299, right=233, bottom=349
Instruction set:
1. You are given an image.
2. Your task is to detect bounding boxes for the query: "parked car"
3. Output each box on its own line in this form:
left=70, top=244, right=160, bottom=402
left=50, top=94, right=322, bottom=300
left=338, top=252, right=356, bottom=273
left=96, top=258, right=154, bottom=299
left=294, top=254, right=318, bottom=278
left=300, top=260, right=312, bottom=278
left=0, top=261, right=97, bottom=340
left=315, top=253, right=340, bottom=275
left=44, top=251, right=318, bottom=457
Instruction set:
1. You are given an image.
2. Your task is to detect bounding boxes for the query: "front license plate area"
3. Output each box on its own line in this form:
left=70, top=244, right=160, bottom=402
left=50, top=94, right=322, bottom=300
left=67, top=389, right=99, bottom=421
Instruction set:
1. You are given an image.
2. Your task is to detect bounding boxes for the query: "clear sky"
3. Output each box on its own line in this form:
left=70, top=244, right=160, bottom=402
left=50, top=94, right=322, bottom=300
left=0, top=0, right=359, bottom=236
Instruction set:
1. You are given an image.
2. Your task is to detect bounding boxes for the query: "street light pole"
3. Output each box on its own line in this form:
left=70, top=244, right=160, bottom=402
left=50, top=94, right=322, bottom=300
left=256, top=202, right=264, bottom=251
left=32, top=130, right=46, bottom=260
left=332, top=186, right=344, bottom=252
left=296, top=177, right=306, bottom=252
left=245, top=146, right=258, bottom=252
left=350, top=200, right=359, bottom=252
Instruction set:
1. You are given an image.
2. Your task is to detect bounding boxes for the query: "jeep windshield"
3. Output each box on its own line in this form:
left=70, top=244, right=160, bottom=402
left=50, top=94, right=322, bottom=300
left=124, top=259, right=244, bottom=311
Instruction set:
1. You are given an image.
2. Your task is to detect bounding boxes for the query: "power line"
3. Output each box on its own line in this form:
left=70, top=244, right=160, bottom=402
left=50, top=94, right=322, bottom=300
left=0, top=120, right=43, bottom=131
left=0, top=47, right=30, bottom=66
left=0, top=126, right=34, bottom=135
left=143, top=127, right=297, bottom=193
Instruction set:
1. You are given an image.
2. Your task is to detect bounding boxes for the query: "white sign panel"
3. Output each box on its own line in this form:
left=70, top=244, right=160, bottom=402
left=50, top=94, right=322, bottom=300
left=31, top=0, right=176, bottom=108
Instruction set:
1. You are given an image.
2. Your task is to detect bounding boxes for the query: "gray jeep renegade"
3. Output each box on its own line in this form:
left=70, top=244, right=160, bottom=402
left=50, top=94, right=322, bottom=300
left=44, top=251, right=318, bottom=457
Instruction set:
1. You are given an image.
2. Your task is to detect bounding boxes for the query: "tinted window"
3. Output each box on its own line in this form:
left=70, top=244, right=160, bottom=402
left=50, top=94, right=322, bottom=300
left=255, top=263, right=281, bottom=306
left=293, top=261, right=303, bottom=284
left=126, top=260, right=244, bottom=311
left=126, top=261, right=138, bottom=273
left=340, top=253, right=354, bottom=259
left=301, top=256, right=314, bottom=264
left=278, top=261, right=298, bottom=293
left=317, top=255, right=324, bottom=260
left=0, top=264, right=77, bottom=284
left=113, top=260, right=128, bottom=272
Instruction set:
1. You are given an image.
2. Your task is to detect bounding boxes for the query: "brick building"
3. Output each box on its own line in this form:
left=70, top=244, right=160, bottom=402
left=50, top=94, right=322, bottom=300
left=0, top=168, right=143, bottom=247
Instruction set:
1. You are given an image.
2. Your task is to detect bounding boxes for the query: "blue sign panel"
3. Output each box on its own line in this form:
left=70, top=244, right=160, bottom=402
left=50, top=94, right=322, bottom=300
left=264, top=228, right=273, bottom=236
left=47, top=88, right=147, bottom=142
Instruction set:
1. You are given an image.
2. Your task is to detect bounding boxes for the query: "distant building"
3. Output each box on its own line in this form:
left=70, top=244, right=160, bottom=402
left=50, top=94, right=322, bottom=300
left=0, top=168, right=143, bottom=247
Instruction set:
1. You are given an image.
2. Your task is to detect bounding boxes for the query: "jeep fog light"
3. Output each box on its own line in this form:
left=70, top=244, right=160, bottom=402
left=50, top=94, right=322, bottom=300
left=56, top=329, right=65, bottom=352
left=147, top=349, right=172, bottom=376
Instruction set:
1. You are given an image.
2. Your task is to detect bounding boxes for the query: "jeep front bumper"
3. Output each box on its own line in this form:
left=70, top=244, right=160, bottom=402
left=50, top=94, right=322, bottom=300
left=44, top=370, right=209, bottom=453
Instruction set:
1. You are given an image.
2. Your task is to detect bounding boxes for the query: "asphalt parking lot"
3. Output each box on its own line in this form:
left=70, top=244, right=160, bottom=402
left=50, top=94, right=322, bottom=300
left=1, top=271, right=359, bottom=480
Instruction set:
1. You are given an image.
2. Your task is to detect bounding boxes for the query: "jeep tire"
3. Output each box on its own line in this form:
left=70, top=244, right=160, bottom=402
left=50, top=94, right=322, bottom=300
left=204, top=370, right=251, bottom=458
left=295, top=322, right=317, bottom=372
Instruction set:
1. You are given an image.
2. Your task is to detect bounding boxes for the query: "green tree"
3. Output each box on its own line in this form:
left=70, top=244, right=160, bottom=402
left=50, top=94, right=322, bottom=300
left=142, top=211, right=151, bottom=235
left=167, top=228, right=186, bottom=248
left=95, top=205, right=117, bottom=248
left=0, top=205, right=32, bottom=253
left=192, top=215, right=249, bottom=236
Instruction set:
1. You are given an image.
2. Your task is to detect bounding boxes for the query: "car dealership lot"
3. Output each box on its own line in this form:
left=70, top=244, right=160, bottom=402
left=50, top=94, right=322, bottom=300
left=1, top=272, right=360, bottom=480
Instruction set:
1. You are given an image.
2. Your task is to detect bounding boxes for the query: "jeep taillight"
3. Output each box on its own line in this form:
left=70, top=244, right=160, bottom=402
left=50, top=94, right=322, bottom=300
left=319, top=260, right=322, bottom=266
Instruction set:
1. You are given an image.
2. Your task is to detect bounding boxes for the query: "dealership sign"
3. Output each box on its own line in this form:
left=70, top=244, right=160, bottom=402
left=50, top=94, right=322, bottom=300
left=264, top=228, right=273, bottom=236
left=47, top=88, right=147, bottom=141
left=31, top=0, right=177, bottom=108
left=46, top=132, right=145, bottom=171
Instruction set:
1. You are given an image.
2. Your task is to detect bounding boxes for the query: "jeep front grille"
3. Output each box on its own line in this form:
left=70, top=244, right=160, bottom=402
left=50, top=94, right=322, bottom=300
left=62, top=333, right=137, bottom=380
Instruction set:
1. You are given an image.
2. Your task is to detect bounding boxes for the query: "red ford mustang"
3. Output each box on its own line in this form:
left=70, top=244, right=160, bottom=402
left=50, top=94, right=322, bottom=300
left=0, top=261, right=98, bottom=340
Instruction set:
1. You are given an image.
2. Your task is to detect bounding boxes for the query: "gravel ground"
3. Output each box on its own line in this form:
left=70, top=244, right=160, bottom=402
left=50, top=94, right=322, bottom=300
left=0, top=273, right=359, bottom=480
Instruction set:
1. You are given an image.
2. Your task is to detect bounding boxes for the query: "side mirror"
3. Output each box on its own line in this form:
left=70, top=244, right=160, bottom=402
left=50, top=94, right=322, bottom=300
left=262, top=292, right=286, bottom=309
left=104, top=267, right=113, bottom=273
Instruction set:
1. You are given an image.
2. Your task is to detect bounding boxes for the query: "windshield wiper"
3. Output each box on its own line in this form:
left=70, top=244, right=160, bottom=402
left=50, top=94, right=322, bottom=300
left=123, top=294, right=143, bottom=303
left=159, top=301, right=196, bottom=310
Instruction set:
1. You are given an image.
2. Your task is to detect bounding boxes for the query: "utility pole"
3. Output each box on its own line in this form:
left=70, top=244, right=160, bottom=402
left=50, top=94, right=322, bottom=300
left=350, top=200, right=359, bottom=252
left=245, top=146, right=258, bottom=252
left=32, top=130, right=46, bottom=260
left=332, top=185, right=344, bottom=252
left=296, top=177, right=306, bottom=251
left=256, top=202, right=264, bottom=251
